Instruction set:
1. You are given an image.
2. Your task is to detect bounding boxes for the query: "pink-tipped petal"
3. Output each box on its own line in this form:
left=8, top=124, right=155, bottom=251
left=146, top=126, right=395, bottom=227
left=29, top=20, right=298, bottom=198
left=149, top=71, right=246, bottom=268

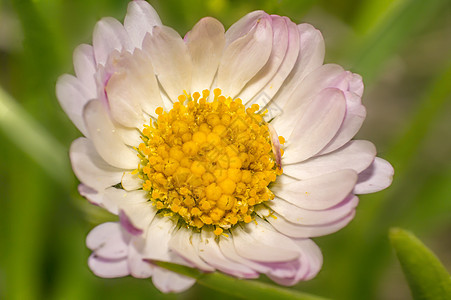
left=78, top=184, right=103, bottom=206
left=318, top=77, right=366, bottom=154
left=239, top=15, right=289, bottom=103
left=271, top=170, right=358, bottom=210
left=267, top=195, right=359, bottom=226
left=247, top=17, right=300, bottom=110
left=283, top=88, right=347, bottom=163
left=86, top=222, right=129, bottom=259
left=73, top=44, right=97, bottom=95
left=119, top=210, right=144, bottom=236
left=88, top=255, right=130, bottom=278
left=124, top=0, right=162, bottom=48
left=56, top=74, right=94, bottom=136
left=354, top=157, right=394, bottom=194
left=217, top=16, right=273, bottom=98
left=114, top=189, right=157, bottom=233
left=93, top=17, right=132, bottom=66
left=264, top=210, right=356, bottom=238
left=218, top=235, right=270, bottom=274
left=267, top=23, right=325, bottom=113
left=198, top=230, right=259, bottom=278
left=283, top=140, right=376, bottom=179
left=128, top=240, right=154, bottom=278
left=272, top=64, right=345, bottom=131
left=225, top=10, right=268, bottom=46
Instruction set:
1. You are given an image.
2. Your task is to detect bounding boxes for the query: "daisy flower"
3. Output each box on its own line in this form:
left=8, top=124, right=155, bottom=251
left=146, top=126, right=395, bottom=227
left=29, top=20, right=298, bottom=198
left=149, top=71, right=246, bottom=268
left=57, top=0, right=394, bottom=293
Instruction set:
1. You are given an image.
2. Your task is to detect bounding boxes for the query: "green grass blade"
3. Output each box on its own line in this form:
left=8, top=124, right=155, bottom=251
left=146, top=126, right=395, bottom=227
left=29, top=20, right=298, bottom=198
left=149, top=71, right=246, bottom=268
left=0, top=87, right=71, bottom=188
left=389, top=228, right=451, bottom=300
left=154, top=260, right=328, bottom=300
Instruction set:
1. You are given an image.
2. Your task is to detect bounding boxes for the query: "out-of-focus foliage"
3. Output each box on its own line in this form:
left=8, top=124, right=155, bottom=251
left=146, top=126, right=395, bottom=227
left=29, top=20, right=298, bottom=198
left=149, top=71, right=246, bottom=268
left=0, top=0, right=450, bottom=299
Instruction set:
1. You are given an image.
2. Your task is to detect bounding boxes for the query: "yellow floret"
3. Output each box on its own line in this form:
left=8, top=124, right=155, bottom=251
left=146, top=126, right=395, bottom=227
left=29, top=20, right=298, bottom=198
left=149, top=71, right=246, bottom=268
left=137, top=89, right=281, bottom=230
left=182, top=141, right=199, bottom=156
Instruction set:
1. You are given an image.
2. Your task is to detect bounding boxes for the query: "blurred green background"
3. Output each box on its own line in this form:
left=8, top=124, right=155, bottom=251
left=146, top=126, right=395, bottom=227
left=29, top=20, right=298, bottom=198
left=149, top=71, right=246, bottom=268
left=1, top=0, right=450, bottom=299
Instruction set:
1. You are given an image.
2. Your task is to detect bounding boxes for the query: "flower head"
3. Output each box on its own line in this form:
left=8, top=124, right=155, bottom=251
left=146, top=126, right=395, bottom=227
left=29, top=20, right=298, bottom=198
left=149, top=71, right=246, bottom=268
left=57, top=0, right=394, bottom=293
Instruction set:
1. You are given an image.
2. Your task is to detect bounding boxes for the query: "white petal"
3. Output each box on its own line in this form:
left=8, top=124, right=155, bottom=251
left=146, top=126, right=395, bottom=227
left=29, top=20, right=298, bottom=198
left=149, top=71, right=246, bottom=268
left=266, top=238, right=322, bottom=285
left=88, top=254, right=129, bottom=278
left=239, top=16, right=289, bottom=103
left=93, top=17, right=132, bottom=66
left=83, top=99, right=140, bottom=169
left=70, top=137, right=123, bottom=190
left=267, top=195, right=359, bottom=225
left=73, top=44, right=97, bottom=95
left=107, top=49, right=164, bottom=120
left=198, top=230, right=258, bottom=278
left=121, top=171, right=142, bottom=191
left=232, top=220, right=299, bottom=262
left=283, top=140, right=376, bottom=179
left=141, top=215, right=176, bottom=261
left=349, top=72, right=364, bottom=97
left=102, top=187, right=156, bottom=223
left=152, top=267, right=196, bottom=293
left=271, top=64, right=345, bottom=131
left=225, top=10, right=267, bottom=46
left=115, top=190, right=156, bottom=233
left=143, top=26, right=192, bottom=101
left=216, top=16, right=273, bottom=98
left=271, top=170, right=358, bottom=210
left=114, top=124, right=143, bottom=147
left=263, top=210, right=356, bottom=238
left=78, top=184, right=104, bottom=207
left=128, top=239, right=154, bottom=278
left=105, top=71, right=144, bottom=128
left=318, top=92, right=366, bottom=155
left=218, top=235, right=269, bottom=273
left=168, top=227, right=215, bottom=272
left=293, top=23, right=326, bottom=81
left=295, top=239, right=322, bottom=281
left=266, top=23, right=325, bottom=113
left=56, top=74, right=93, bottom=136
left=354, top=157, right=394, bottom=194
left=283, top=88, right=347, bottom=163
left=246, top=17, right=299, bottom=111
left=186, top=17, right=225, bottom=92
left=86, top=222, right=129, bottom=259
left=124, top=0, right=162, bottom=48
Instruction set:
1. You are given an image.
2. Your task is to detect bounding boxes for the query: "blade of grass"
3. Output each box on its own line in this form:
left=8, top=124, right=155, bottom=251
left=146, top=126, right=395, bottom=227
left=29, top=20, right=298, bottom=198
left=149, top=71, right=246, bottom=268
left=0, top=87, right=71, bottom=188
left=389, top=228, right=451, bottom=300
left=154, top=260, right=329, bottom=300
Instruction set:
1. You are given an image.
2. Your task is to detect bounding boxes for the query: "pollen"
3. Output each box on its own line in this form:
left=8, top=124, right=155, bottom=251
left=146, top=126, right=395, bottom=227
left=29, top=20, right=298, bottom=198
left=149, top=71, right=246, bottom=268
left=135, top=89, right=282, bottom=232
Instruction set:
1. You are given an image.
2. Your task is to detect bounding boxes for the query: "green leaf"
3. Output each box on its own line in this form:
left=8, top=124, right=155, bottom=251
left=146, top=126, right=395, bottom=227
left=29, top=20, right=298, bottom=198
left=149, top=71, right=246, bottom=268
left=389, top=228, right=451, bottom=300
left=153, top=260, right=329, bottom=300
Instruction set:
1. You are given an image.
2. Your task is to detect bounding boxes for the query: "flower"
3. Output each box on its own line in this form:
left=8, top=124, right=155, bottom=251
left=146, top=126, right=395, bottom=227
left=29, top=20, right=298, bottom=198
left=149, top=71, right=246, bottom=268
left=57, top=0, right=394, bottom=293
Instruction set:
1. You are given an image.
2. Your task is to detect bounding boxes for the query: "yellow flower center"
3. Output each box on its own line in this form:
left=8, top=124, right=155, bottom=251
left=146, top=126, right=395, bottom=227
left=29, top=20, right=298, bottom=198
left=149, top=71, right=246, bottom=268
left=135, top=88, right=283, bottom=235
